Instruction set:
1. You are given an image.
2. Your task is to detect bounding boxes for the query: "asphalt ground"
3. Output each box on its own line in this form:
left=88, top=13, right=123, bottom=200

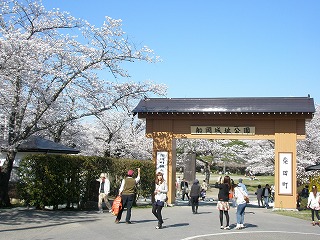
left=1, top=195, right=320, bottom=240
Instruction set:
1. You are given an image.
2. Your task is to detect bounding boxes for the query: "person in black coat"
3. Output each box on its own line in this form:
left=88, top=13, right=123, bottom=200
left=180, top=178, right=190, bottom=201
left=190, top=179, right=201, bottom=214
left=215, top=175, right=232, bottom=230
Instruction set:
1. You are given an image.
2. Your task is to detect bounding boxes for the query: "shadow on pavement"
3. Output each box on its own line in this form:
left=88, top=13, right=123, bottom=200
left=163, top=222, right=190, bottom=228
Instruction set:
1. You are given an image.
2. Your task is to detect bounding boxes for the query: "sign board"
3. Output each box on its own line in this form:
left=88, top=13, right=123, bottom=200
left=156, top=151, right=168, bottom=181
left=278, top=152, right=293, bottom=195
left=191, top=126, right=255, bottom=135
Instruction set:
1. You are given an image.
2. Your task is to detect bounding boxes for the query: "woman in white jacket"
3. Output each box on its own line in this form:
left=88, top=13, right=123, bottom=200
left=307, top=185, right=320, bottom=226
left=234, top=184, right=249, bottom=229
left=152, top=172, right=168, bottom=229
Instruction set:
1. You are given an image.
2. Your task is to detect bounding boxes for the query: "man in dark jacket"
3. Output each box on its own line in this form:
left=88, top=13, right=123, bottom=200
left=262, top=184, right=271, bottom=209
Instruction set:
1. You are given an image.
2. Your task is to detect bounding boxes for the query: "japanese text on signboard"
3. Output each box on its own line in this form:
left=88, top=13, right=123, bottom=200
left=279, top=153, right=292, bottom=195
left=156, top=152, right=168, bottom=182
left=191, top=126, right=255, bottom=135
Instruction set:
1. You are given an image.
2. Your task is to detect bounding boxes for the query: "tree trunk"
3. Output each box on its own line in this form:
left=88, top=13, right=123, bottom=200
left=0, top=150, right=16, bottom=207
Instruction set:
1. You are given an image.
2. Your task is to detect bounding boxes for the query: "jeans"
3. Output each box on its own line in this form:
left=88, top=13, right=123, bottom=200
left=116, top=194, right=134, bottom=222
left=236, top=202, right=246, bottom=224
left=264, top=196, right=269, bottom=208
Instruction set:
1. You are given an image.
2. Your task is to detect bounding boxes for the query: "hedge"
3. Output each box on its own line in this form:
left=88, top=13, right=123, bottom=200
left=17, top=154, right=155, bottom=210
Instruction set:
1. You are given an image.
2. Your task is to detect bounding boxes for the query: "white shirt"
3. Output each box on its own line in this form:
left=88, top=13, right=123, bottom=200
left=154, top=181, right=168, bottom=202
left=234, top=186, right=248, bottom=205
left=308, top=192, right=320, bottom=210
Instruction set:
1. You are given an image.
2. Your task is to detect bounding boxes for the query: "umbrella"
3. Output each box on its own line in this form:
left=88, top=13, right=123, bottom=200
left=305, top=163, right=320, bottom=171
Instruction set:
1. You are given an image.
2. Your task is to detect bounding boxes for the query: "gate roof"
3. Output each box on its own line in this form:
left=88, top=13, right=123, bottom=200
left=133, top=97, right=315, bottom=115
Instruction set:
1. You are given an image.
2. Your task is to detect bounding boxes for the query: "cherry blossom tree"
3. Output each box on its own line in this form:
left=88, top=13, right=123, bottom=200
left=77, top=110, right=153, bottom=160
left=0, top=0, right=166, bottom=206
left=243, top=105, right=319, bottom=180
left=297, top=104, right=320, bottom=183
left=242, top=140, right=275, bottom=175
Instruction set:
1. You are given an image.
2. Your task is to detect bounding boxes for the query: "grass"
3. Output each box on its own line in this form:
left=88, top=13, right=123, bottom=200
left=226, top=174, right=275, bottom=192
left=274, top=209, right=311, bottom=221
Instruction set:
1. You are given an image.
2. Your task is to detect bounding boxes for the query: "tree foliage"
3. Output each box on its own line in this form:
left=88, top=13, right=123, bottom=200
left=0, top=0, right=166, bottom=206
left=77, top=110, right=153, bottom=160
left=297, top=104, right=320, bottom=183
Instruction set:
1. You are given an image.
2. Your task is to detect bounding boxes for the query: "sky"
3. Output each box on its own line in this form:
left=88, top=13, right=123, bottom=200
left=41, top=0, right=320, bottom=104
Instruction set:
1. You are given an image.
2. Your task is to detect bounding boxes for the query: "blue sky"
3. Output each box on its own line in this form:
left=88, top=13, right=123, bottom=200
left=42, top=0, right=320, bottom=104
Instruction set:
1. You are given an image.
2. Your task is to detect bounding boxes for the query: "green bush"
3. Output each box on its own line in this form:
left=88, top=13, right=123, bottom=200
left=17, top=154, right=155, bottom=210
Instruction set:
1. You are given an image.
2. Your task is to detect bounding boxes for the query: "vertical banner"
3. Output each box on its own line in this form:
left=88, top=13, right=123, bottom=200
left=156, top=151, right=168, bottom=181
left=278, top=152, right=293, bottom=195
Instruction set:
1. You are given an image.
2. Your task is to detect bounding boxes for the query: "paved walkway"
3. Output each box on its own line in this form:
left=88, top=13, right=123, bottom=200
left=1, top=196, right=320, bottom=240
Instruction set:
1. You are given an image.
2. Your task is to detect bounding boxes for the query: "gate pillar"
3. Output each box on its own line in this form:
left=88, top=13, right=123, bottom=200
left=274, top=120, right=297, bottom=210
left=152, top=132, right=176, bottom=204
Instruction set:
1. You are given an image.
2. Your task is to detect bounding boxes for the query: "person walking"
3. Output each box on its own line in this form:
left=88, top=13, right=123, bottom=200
left=152, top=172, right=168, bottom=229
left=190, top=179, right=201, bottom=214
left=115, top=168, right=141, bottom=224
left=200, top=179, right=208, bottom=201
left=234, top=183, right=249, bottom=229
left=262, top=184, right=271, bottom=209
left=181, top=178, right=190, bottom=201
left=307, top=185, right=320, bottom=226
left=255, top=184, right=264, bottom=207
left=96, top=173, right=112, bottom=213
left=215, top=175, right=232, bottom=230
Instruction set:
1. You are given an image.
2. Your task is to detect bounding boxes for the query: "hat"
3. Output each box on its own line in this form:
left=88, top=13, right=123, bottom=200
left=194, top=179, right=199, bottom=184
left=239, top=178, right=243, bottom=183
left=100, top=173, right=106, bottom=178
left=127, top=170, right=134, bottom=176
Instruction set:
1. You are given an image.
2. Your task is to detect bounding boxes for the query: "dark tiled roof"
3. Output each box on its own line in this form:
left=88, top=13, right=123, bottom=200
left=17, top=136, right=80, bottom=154
left=133, top=97, right=315, bottom=114
left=305, top=163, right=320, bottom=171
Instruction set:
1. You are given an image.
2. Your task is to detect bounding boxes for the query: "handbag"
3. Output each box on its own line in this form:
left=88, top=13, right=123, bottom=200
left=111, top=195, right=122, bottom=216
left=239, top=187, right=249, bottom=203
left=155, top=200, right=165, bottom=207
left=228, top=191, right=234, bottom=200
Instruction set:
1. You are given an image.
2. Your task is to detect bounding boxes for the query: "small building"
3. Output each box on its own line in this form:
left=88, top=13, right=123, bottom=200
left=0, top=136, right=80, bottom=181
